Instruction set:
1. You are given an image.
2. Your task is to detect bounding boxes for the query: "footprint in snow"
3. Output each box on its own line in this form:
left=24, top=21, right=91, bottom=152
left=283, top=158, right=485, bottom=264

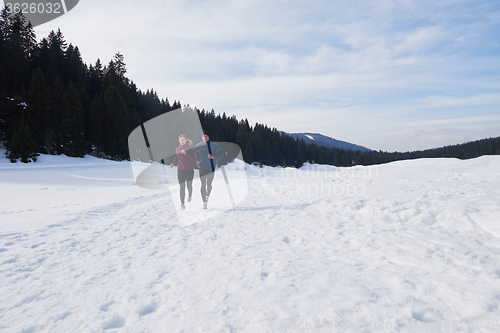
left=2, top=257, right=17, bottom=264
left=138, top=303, right=157, bottom=317
left=102, top=314, right=125, bottom=330
left=100, top=301, right=114, bottom=312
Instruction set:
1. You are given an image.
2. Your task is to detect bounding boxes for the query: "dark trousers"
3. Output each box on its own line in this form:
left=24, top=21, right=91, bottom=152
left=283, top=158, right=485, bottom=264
left=177, top=169, right=194, bottom=204
left=199, top=168, right=215, bottom=201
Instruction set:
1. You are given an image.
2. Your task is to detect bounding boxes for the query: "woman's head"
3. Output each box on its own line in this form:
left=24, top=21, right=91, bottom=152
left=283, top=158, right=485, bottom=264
left=178, top=134, right=192, bottom=146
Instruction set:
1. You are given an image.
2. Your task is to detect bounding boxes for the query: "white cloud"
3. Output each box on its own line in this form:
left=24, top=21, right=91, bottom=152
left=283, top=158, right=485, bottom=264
left=394, top=26, right=447, bottom=55
left=414, top=94, right=500, bottom=109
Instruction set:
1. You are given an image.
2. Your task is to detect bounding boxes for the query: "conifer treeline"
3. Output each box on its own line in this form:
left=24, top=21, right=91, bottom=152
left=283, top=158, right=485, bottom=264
left=0, top=10, right=180, bottom=162
left=198, top=111, right=500, bottom=166
left=1, top=9, right=499, bottom=166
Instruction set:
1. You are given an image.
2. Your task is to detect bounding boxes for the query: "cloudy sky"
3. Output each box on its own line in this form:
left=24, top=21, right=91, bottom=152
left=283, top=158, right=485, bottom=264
left=34, top=0, right=500, bottom=152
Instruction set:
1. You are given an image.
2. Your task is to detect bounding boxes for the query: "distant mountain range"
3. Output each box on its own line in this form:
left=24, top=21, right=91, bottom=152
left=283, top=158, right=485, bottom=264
left=287, top=132, right=372, bottom=152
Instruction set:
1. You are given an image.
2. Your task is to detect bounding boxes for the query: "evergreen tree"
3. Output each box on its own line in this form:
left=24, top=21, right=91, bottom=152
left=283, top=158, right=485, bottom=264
left=295, top=139, right=306, bottom=168
left=262, top=139, right=273, bottom=166
left=105, top=52, right=128, bottom=86
left=0, top=8, right=11, bottom=42
left=235, top=119, right=249, bottom=150
left=89, top=93, right=105, bottom=155
left=112, top=52, right=127, bottom=81
left=61, top=82, right=87, bottom=157
left=7, top=117, right=39, bottom=163
left=0, top=96, right=23, bottom=146
left=24, top=68, right=50, bottom=151
left=101, top=84, right=130, bottom=159
left=64, top=44, right=86, bottom=87
left=48, top=75, right=67, bottom=154
left=3, top=11, right=37, bottom=94
left=87, top=59, right=104, bottom=98
left=48, top=29, right=67, bottom=75
left=243, top=134, right=254, bottom=163
left=0, top=8, right=10, bottom=94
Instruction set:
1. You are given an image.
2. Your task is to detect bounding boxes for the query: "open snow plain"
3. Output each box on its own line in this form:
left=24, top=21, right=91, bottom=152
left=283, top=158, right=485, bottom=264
left=1, top=150, right=500, bottom=332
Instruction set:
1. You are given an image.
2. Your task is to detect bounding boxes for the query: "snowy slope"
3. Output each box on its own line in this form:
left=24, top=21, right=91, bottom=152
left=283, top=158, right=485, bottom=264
left=1, top=150, right=500, bottom=332
left=288, top=133, right=372, bottom=152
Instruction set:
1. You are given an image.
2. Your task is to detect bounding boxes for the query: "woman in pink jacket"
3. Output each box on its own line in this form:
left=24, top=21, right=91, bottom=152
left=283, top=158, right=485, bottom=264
left=170, top=134, right=196, bottom=209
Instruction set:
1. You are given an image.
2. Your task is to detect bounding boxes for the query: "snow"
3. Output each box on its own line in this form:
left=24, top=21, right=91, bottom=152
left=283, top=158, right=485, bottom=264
left=1, top=149, right=500, bottom=332
left=305, top=134, right=314, bottom=140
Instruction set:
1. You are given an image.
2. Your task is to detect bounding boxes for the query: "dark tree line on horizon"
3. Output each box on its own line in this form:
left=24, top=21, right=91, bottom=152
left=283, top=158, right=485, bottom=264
left=1, top=9, right=499, bottom=166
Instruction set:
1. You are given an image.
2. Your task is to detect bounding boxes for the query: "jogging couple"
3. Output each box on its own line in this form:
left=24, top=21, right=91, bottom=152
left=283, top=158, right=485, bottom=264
left=170, top=131, right=224, bottom=210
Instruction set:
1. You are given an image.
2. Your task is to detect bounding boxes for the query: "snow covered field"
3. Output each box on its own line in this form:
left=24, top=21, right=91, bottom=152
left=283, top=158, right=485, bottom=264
left=1, top=150, right=500, bottom=332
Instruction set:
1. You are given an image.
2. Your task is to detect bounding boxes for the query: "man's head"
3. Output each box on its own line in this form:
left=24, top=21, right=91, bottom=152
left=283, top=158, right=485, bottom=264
left=202, top=131, right=210, bottom=142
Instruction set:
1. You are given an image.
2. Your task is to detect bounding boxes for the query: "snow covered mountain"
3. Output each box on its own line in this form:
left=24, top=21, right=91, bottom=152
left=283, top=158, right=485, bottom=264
left=1, top=150, right=500, bottom=332
left=288, top=132, right=371, bottom=152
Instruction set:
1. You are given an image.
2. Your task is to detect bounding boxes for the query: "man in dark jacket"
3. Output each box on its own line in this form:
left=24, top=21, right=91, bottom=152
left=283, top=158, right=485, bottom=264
left=194, top=131, right=224, bottom=209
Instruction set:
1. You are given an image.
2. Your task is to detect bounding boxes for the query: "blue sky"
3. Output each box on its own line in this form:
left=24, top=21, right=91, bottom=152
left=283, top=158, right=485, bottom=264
left=35, top=0, right=500, bottom=152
